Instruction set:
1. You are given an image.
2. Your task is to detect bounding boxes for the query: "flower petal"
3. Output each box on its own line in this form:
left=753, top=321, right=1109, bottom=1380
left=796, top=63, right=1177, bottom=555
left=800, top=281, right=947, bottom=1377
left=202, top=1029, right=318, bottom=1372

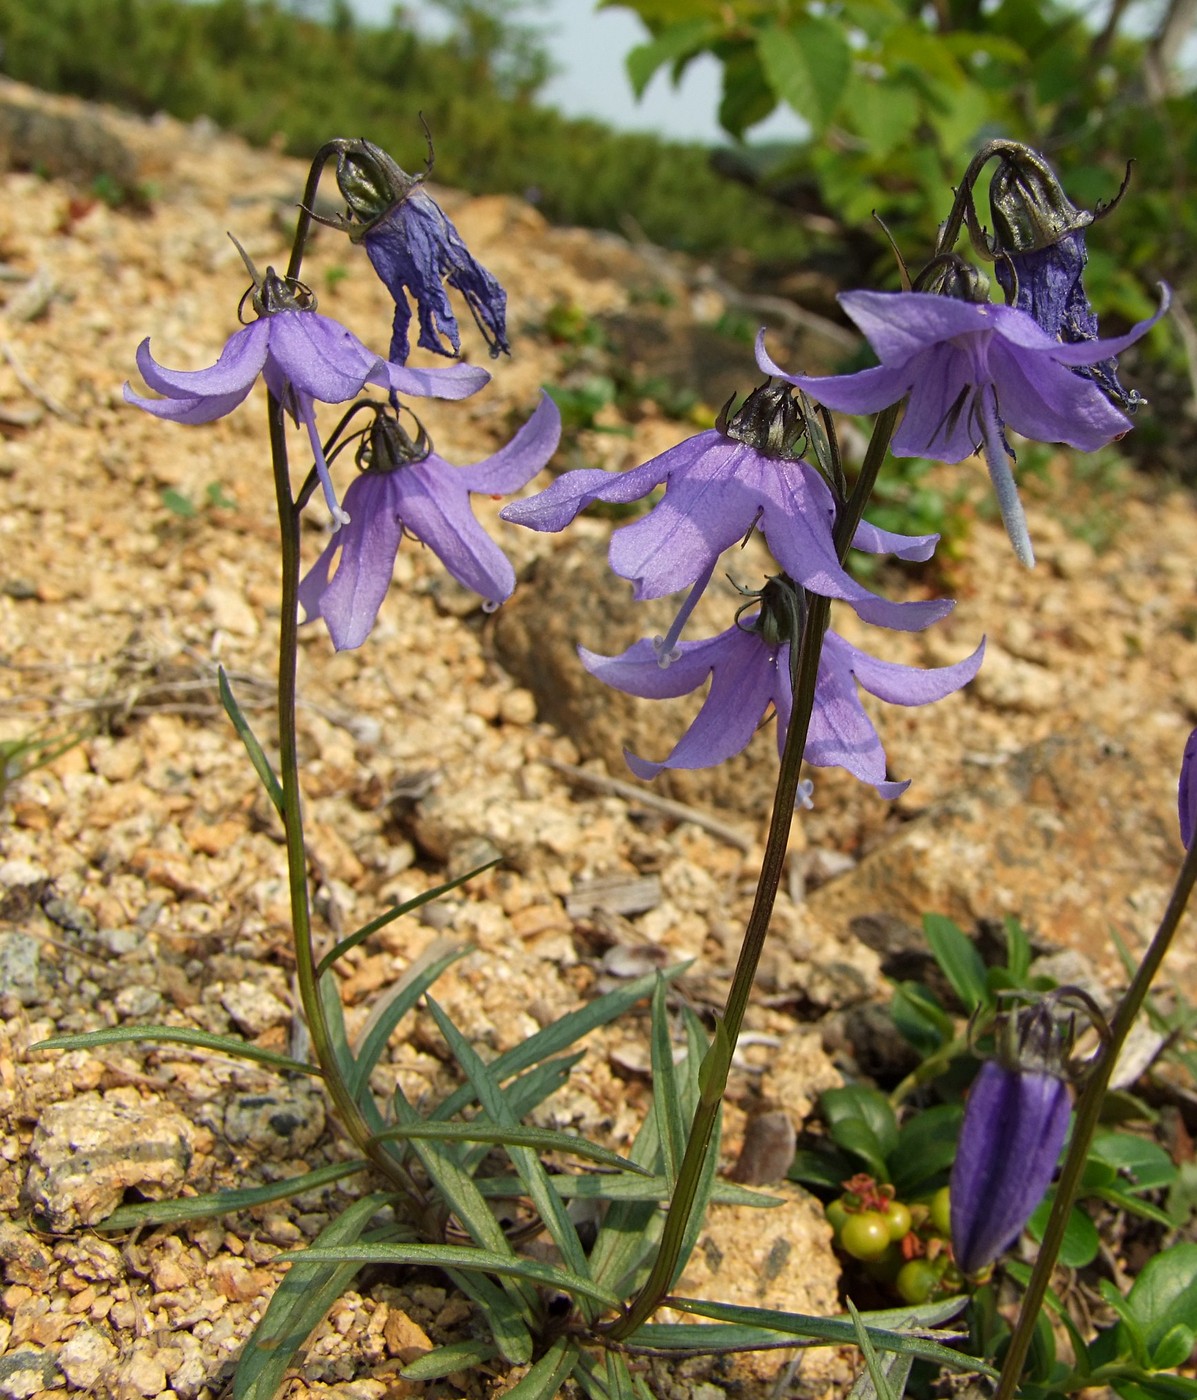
left=266, top=312, right=381, bottom=403
left=454, top=392, right=561, bottom=494
left=988, top=339, right=1130, bottom=452
left=834, top=631, right=986, bottom=705
left=839, top=291, right=998, bottom=361
left=133, top=325, right=268, bottom=400
left=500, top=454, right=673, bottom=533
left=804, top=633, right=904, bottom=796
left=298, top=473, right=401, bottom=650
left=383, top=359, right=492, bottom=401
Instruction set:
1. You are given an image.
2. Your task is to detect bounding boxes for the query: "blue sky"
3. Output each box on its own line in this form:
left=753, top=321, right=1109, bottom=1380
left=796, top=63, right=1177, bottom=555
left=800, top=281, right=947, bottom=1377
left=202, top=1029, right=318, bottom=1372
left=345, top=0, right=806, bottom=144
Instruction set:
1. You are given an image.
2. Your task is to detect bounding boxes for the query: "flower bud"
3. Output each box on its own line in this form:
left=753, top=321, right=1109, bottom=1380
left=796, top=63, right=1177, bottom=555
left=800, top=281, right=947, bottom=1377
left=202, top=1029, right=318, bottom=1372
left=718, top=382, right=805, bottom=459
left=334, top=141, right=419, bottom=234
left=949, top=1002, right=1074, bottom=1275
left=1179, top=729, right=1197, bottom=848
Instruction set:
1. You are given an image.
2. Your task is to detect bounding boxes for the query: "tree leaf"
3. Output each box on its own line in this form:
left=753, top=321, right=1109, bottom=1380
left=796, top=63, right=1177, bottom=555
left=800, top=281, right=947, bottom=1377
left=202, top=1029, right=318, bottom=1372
left=756, top=19, right=851, bottom=132
left=626, top=18, right=718, bottom=97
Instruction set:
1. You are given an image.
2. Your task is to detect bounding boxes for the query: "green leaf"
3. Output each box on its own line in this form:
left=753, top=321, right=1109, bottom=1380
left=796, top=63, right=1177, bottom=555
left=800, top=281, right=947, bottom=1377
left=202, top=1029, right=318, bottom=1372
left=277, top=1243, right=622, bottom=1310
left=32, top=1025, right=319, bottom=1077
left=443, top=1268, right=532, bottom=1366
left=666, top=1297, right=996, bottom=1374
left=1125, top=1243, right=1197, bottom=1354
left=372, top=1121, right=650, bottom=1175
left=890, top=1103, right=962, bottom=1198
left=1099, top=1279, right=1152, bottom=1368
left=502, top=1338, right=579, bottom=1400
left=1092, top=1188, right=1175, bottom=1228
left=1028, top=1199, right=1100, bottom=1268
left=922, top=914, right=990, bottom=1014
left=1151, top=1323, right=1195, bottom=1371
left=847, top=1297, right=903, bottom=1400
left=1004, top=1260, right=1092, bottom=1377
left=400, top=1339, right=498, bottom=1380
left=317, top=969, right=361, bottom=1089
left=697, top=1014, right=731, bottom=1109
left=234, top=1193, right=393, bottom=1400
left=889, top=981, right=951, bottom=1055
left=651, top=977, right=685, bottom=1184
left=1003, top=916, right=1033, bottom=982
left=718, top=43, right=776, bottom=140
left=317, top=873, right=492, bottom=979
left=218, top=667, right=283, bottom=815
left=1089, top=1133, right=1178, bottom=1193
left=97, top=1159, right=368, bottom=1230
left=347, top=945, right=466, bottom=1102
left=1112, top=1378, right=1197, bottom=1400
left=822, top=1085, right=899, bottom=1177
left=756, top=19, right=850, bottom=132
left=589, top=1096, right=666, bottom=1296
left=789, top=1144, right=860, bottom=1191
left=423, top=995, right=595, bottom=1314
left=626, top=18, right=717, bottom=97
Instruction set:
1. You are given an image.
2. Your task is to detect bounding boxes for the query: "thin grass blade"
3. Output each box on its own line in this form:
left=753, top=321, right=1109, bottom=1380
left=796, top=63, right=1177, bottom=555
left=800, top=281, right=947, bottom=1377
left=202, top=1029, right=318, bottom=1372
left=32, top=1026, right=319, bottom=1077
left=370, top=1120, right=649, bottom=1175
left=219, top=667, right=283, bottom=815
left=848, top=1298, right=901, bottom=1400
left=400, top=1338, right=499, bottom=1380
left=444, top=1268, right=533, bottom=1366
left=472, top=1172, right=780, bottom=1206
left=97, top=1159, right=367, bottom=1230
left=501, top=1338, right=578, bottom=1400
left=650, top=976, right=685, bottom=1184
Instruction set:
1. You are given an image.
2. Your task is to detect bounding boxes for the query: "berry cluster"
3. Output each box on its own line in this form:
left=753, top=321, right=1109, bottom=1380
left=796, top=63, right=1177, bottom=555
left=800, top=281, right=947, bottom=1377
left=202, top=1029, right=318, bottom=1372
left=826, top=1175, right=958, bottom=1304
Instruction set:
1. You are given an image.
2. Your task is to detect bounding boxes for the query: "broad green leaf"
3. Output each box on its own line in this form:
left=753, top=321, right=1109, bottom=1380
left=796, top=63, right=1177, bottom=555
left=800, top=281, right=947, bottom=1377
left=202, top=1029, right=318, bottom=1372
left=218, top=667, right=283, bottom=814
left=371, top=1120, right=650, bottom=1175
left=626, top=18, right=718, bottom=97
left=756, top=19, right=851, bottom=133
left=98, top=1159, right=367, bottom=1230
left=234, top=1193, right=393, bottom=1400
left=1028, top=1199, right=1100, bottom=1268
left=318, top=875, right=489, bottom=978
left=789, top=1144, right=860, bottom=1191
left=1112, top=1378, right=1197, bottom=1400
left=890, top=1103, right=962, bottom=1198
left=400, top=1339, right=498, bottom=1380
left=1099, top=1278, right=1152, bottom=1368
left=922, top=914, right=990, bottom=1014
left=1089, top=1133, right=1178, bottom=1193
left=822, top=1085, right=898, bottom=1176
left=278, top=1243, right=622, bottom=1310
left=718, top=43, right=776, bottom=140
left=840, top=75, right=918, bottom=159
left=423, top=995, right=595, bottom=1315
left=33, top=1026, right=319, bottom=1077
left=1151, top=1323, right=1195, bottom=1371
left=667, top=1297, right=997, bottom=1374
left=347, top=945, right=466, bottom=1102
left=502, top=1338, right=578, bottom=1400
left=1125, top=1243, right=1197, bottom=1354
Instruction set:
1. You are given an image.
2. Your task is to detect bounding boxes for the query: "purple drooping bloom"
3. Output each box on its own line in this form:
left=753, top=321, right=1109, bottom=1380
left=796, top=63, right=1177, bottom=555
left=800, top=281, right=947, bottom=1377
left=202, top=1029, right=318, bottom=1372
left=298, top=393, right=560, bottom=650
left=501, top=394, right=950, bottom=637
left=125, top=269, right=489, bottom=527
left=949, top=1059, right=1071, bottom=1275
left=333, top=140, right=508, bottom=364
left=1179, top=729, right=1197, bottom=849
left=580, top=583, right=984, bottom=795
left=763, top=288, right=1168, bottom=568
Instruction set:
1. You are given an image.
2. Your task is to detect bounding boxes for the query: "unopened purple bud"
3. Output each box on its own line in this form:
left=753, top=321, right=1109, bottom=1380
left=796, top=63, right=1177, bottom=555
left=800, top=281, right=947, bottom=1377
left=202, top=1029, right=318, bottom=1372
left=1179, top=729, right=1197, bottom=848
left=949, top=1060, right=1072, bottom=1275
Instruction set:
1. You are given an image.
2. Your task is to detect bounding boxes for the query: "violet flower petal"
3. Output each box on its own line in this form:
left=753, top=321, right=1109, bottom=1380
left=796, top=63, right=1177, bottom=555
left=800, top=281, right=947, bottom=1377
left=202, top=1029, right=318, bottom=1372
left=949, top=1060, right=1072, bottom=1274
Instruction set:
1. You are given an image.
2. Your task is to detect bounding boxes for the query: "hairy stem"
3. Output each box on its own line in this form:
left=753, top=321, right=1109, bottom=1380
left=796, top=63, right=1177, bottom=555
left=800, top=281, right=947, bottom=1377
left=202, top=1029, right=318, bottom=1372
left=607, top=404, right=900, bottom=1339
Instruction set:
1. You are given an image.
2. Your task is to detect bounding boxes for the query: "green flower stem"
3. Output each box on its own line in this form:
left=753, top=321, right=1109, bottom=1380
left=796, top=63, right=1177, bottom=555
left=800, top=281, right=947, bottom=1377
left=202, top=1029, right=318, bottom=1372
left=994, top=830, right=1197, bottom=1400
left=265, top=391, right=426, bottom=1206
left=607, top=405, right=900, bottom=1339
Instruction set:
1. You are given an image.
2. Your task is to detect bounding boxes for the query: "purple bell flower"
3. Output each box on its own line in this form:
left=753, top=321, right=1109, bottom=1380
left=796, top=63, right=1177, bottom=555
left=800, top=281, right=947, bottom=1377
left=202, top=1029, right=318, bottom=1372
left=501, top=384, right=951, bottom=638
left=763, top=288, right=1168, bottom=569
left=125, top=265, right=489, bottom=528
left=1179, top=729, right=1197, bottom=849
left=579, top=578, right=984, bottom=795
left=298, top=393, right=560, bottom=650
left=949, top=1058, right=1072, bottom=1275
left=333, top=140, right=509, bottom=364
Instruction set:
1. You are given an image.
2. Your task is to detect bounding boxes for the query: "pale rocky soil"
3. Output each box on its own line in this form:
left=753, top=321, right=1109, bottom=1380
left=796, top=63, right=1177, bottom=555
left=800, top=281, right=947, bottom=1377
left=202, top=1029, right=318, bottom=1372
left=0, top=80, right=1194, bottom=1400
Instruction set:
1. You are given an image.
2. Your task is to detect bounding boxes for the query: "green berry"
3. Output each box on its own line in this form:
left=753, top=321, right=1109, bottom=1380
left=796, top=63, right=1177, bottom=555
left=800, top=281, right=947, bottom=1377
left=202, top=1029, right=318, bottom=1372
left=839, top=1211, right=892, bottom=1261
left=883, top=1200, right=912, bottom=1242
left=929, top=1186, right=951, bottom=1236
left=896, top=1259, right=940, bottom=1304
left=825, top=1199, right=850, bottom=1236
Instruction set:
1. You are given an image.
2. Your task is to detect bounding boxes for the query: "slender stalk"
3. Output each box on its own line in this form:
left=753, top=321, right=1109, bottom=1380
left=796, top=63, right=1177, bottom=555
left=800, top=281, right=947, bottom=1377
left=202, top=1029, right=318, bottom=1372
left=265, top=390, right=426, bottom=1204
left=607, top=406, right=900, bottom=1339
left=993, top=830, right=1197, bottom=1399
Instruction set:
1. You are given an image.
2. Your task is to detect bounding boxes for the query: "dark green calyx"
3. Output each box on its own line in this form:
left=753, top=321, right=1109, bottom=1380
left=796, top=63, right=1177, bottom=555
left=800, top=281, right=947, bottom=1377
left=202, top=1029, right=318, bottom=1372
left=335, top=139, right=422, bottom=240
left=359, top=409, right=432, bottom=474
left=989, top=147, right=1091, bottom=256
left=918, top=254, right=990, bottom=303
left=744, top=574, right=807, bottom=650
left=990, top=986, right=1109, bottom=1083
left=252, top=267, right=315, bottom=317
left=718, top=381, right=806, bottom=459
